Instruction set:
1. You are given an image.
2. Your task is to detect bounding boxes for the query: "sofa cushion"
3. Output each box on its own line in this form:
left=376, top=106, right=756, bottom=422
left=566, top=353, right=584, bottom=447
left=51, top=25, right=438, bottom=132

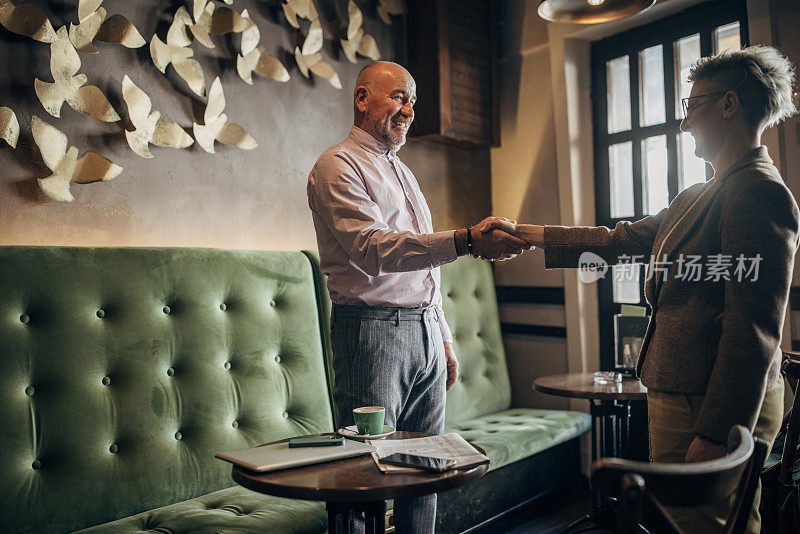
left=446, top=408, right=591, bottom=471
left=74, top=486, right=326, bottom=534
left=0, top=247, right=334, bottom=533
left=440, top=257, right=512, bottom=426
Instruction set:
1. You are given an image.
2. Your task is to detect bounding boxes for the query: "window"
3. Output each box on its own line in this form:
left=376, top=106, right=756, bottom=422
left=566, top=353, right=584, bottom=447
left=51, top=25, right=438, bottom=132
left=590, top=1, right=747, bottom=369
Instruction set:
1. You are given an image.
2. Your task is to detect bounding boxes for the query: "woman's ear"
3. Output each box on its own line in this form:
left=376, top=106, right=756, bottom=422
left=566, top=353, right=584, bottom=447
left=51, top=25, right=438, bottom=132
left=722, top=91, right=741, bottom=119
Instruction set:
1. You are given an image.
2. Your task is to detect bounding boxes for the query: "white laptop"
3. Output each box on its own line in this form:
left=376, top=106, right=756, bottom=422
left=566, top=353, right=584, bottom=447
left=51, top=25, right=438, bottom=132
left=216, top=439, right=375, bottom=473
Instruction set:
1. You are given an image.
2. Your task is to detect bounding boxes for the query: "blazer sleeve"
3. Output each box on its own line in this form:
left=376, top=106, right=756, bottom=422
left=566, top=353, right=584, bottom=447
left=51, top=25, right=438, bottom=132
left=694, top=178, right=799, bottom=442
left=542, top=210, right=666, bottom=269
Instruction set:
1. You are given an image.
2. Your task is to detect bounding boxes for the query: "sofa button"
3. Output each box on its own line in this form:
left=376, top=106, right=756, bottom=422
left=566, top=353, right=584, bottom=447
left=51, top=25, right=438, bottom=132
left=174, top=431, right=182, bottom=440
left=25, top=385, right=35, bottom=396
left=274, top=355, right=281, bottom=364
left=269, top=300, right=276, bottom=308
left=32, top=460, right=42, bottom=470
left=282, top=411, right=289, bottom=419
left=96, top=309, right=105, bottom=318
left=447, top=292, right=454, bottom=298
left=476, top=331, right=482, bottom=337
left=102, top=376, right=111, bottom=386
left=219, top=303, right=227, bottom=311
left=473, top=290, right=480, bottom=297
left=20, top=314, right=29, bottom=324
left=224, top=361, right=231, bottom=370
left=482, top=371, right=489, bottom=377
left=163, top=306, right=171, bottom=314
left=166, top=368, right=175, bottom=377
left=109, top=444, right=118, bottom=454
left=232, top=420, right=239, bottom=429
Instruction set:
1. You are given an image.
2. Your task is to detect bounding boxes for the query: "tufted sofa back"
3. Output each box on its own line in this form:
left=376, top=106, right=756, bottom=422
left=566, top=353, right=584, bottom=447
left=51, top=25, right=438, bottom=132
left=440, top=257, right=512, bottom=427
left=0, top=247, right=334, bottom=534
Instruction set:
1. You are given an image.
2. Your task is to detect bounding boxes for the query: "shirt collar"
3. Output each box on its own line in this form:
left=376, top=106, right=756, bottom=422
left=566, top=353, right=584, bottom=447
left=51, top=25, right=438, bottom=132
left=349, top=125, right=396, bottom=159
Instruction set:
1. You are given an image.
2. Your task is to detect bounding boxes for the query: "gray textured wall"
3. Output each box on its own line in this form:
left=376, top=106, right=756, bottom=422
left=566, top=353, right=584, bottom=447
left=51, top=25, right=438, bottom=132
left=0, top=0, right=490, bottom=250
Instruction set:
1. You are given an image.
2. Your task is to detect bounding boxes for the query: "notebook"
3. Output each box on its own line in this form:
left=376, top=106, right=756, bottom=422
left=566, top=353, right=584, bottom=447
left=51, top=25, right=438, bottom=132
left=216, top=439, right=376, bottom=472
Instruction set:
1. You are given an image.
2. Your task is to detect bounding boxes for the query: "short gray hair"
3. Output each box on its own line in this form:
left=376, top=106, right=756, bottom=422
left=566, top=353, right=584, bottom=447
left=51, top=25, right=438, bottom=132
left=688, top=45, right=796, bottom=129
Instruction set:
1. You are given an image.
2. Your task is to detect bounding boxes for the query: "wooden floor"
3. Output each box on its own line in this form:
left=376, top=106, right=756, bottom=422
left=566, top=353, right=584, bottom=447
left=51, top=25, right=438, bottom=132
left=471, top=486, right=593, bottom=534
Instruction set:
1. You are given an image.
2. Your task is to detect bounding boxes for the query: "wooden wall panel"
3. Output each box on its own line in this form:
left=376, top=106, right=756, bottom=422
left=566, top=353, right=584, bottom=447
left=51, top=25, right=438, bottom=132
left=407, top=0, right=498, bottom=147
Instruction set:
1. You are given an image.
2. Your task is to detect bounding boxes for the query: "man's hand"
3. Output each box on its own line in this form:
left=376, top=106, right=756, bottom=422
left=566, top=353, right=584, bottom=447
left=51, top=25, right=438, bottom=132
left=480, top=220, right=544, bottom=248
left=444, top=342, right=459, bottom=391
left=684, top=436, right=727, bottom=463
left=471, top=217, right=529, bottom=261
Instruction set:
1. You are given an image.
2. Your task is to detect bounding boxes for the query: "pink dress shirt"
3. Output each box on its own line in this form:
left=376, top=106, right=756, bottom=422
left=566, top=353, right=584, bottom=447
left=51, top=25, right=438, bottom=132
left=307, top=126, right=457, bottom=342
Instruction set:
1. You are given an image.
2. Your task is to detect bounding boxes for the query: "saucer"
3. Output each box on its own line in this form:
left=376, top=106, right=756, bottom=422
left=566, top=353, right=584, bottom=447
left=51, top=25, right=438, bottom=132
left=337, top=425, right=395, bottom=440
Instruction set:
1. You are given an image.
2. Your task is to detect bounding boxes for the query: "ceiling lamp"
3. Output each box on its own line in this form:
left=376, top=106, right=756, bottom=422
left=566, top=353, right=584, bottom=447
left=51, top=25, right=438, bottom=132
left=538, top=0, right=657, bottom=24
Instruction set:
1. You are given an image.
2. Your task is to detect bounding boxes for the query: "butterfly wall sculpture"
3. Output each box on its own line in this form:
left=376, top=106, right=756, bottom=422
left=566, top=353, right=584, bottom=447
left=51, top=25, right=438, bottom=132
left=2, top=0, right=405, bottom=202
left=0, top=106, right=19, bottom=148
left=237, top=9, right=290, bottom=85
left=340, top=0, right=379, bottom=63
left=281, top=0, right=318, bottom=29
left=377, top=0, right=405, bottom=24
left=34, top=26, right=120, bottom=122
left=0, top=0, right=56, bottom=43
left=122, top=75, right=194, bottom=159
left=188, top=0, right=252, bottom=49
left=193, top=77, right=257, bottom=153
left=295, top=19, right=341, bottom=89
left=32, top=115, right=122, bottom=202
left=68, top=0, right=146, bottom=54
left=150, top=7, right=206, bottom=97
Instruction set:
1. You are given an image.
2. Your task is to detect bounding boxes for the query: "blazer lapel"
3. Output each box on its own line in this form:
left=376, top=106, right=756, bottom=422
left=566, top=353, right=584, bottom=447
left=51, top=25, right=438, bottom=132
left=649, top=148, right=768, bottom=303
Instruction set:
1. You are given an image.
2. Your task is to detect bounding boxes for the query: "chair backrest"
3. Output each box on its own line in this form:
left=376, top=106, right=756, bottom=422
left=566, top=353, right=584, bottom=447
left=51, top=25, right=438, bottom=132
left=780, top=355, right=800, bottom=485
left=592, top=426, right=756, bottom=507
left=439, top=256, right=513, bottom=426
left=0, top=246, right=335, bottom=533
left=592, top=426, right=768, bottom=534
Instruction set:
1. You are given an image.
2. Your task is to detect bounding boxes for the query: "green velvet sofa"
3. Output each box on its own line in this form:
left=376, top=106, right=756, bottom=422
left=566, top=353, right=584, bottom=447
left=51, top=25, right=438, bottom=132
left=0, top=246, right=590, bottom=533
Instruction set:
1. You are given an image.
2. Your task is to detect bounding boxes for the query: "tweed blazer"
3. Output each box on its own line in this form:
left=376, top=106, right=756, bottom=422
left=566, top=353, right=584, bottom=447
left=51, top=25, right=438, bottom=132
left=543, top=147, right=799, bottom=443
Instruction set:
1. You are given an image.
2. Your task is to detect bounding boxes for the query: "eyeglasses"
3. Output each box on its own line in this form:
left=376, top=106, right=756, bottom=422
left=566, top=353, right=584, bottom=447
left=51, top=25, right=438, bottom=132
left=681, top=92, right=727, bottom=119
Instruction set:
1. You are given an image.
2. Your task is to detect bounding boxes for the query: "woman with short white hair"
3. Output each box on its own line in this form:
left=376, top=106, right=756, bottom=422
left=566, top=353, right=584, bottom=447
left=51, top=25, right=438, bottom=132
left=484, top=45, right=798, bottom=533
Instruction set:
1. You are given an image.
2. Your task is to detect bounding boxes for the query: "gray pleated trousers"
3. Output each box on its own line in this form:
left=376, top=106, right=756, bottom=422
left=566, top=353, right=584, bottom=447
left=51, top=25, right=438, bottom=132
left=330, top=304, right=447, bottom=534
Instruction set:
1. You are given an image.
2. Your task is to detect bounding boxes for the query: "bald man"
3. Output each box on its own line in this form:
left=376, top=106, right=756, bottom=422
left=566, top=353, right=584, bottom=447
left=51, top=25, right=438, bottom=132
left=307, top=62, right=526, bottom=533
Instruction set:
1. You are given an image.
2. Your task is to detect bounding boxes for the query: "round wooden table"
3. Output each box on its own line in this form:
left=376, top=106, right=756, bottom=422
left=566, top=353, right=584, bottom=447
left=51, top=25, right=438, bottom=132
left=534, top=373, right=647, bottom=532
left=535, top=373, right=646, bottom=460
left=231, top=431, right=489, bottom=534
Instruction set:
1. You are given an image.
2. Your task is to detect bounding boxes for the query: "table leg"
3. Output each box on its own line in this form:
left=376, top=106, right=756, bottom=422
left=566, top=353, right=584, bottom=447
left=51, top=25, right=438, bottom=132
left=326, top=501, right=386, bottom=534
left=362, top=501, right=387, bottom=534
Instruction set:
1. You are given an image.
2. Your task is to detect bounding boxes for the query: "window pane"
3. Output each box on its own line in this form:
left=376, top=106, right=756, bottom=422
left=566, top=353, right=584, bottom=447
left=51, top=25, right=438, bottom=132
left=609, top=142, right=634, bottom=218
left=642, top=135, right=668, bottom=215
left=674, top=34, right=700, bottom=119
left=639, top=45, right=665, bottom=126
left=613, top=264, right=641, bottom=304
left=607, top=56, right=631, bottom=133
left=714, top=22, right=741, bottom=54
left=678, top=132, right=706, bottom=191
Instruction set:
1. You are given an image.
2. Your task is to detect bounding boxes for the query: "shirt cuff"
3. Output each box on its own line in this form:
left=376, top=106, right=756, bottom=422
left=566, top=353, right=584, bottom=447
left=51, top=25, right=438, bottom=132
left=421, top=230, right=458, bottom=268
left=436, top=306, right=453, bottom=343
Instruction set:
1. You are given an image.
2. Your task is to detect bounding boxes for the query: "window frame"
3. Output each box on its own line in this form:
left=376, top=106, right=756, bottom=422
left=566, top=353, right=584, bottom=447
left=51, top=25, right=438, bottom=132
left=590, top=0, right=748, bottom=370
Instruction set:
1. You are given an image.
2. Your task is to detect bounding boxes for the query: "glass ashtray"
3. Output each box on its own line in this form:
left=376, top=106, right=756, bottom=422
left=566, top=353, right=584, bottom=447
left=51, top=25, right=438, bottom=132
left=593, top=371, right=623, bottom=385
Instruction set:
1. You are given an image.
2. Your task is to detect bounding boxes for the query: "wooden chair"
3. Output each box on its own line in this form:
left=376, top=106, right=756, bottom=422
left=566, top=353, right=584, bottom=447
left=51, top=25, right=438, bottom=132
left=591, top=425, right=768, bottom=534
left=760, top=352, right=800, bottom=534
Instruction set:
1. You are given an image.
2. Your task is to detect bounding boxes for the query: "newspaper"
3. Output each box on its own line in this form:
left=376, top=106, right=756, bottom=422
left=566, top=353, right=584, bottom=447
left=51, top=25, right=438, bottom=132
left=368, top=433, right=489, bottom=473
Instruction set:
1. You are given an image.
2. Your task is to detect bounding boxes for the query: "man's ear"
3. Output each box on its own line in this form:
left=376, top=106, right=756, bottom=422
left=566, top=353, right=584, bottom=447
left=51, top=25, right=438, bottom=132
left=355, top=87, right=369, bottom=113
left=722, top=91, right=741, bottom=119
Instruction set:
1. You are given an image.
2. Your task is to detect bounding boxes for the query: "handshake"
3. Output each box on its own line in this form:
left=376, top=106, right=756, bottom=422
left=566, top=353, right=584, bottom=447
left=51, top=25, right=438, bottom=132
left=457, top=217, right=543, bottom=262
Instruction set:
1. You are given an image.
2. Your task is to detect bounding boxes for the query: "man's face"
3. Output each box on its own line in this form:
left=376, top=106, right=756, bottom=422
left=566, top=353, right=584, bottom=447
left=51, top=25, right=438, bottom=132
left=360, top=68, right=416, bottom=150
left=680, top=80, right=726, bottom=162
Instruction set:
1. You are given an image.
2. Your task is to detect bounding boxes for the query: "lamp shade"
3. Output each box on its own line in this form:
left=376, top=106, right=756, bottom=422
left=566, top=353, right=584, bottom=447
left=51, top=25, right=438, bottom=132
left=538, top=0, right=657, bottom=24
